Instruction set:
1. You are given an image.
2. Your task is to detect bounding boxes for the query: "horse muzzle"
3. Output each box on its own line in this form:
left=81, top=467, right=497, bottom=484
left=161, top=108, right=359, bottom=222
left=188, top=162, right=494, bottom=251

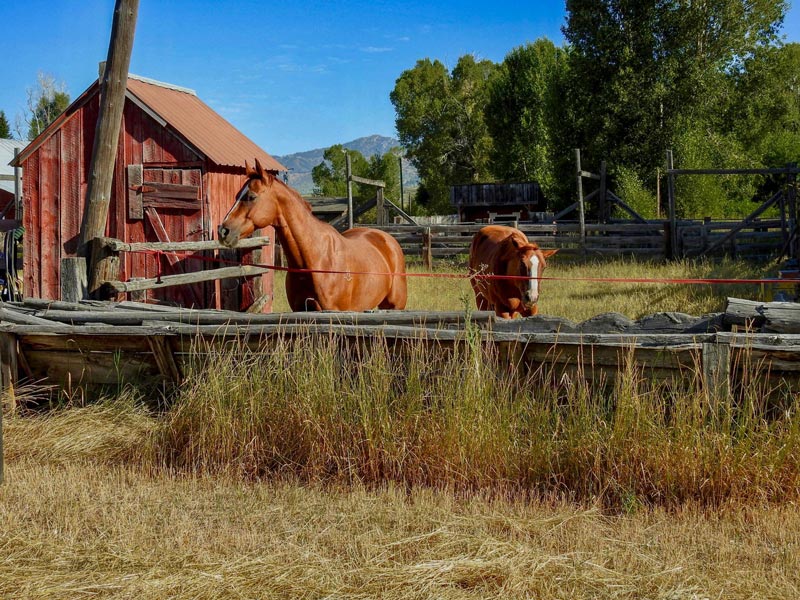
left=523, top=293, right=539, bottom=307
left=217, top=225, right=238, bottom=248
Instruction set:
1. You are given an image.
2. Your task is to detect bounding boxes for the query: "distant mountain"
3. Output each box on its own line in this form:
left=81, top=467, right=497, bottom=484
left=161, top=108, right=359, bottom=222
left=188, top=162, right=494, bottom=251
left=274, top=135, right=419, bottom=195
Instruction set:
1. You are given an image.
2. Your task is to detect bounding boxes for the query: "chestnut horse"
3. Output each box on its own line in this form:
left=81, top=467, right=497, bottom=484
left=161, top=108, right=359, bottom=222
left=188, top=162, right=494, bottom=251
left=469, top=225, right=557, bottom=318
left=218, top=159, right=407, bottom=312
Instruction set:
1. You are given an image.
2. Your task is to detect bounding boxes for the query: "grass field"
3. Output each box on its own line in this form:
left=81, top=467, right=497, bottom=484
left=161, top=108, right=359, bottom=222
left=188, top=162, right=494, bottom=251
left=273, top=256, right=775, bottom=320
left=2, top=257, right=798, bottom=599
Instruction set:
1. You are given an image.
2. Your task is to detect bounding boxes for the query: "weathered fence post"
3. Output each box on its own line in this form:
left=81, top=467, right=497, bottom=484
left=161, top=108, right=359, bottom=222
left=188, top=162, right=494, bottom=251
left=702, top=340, right=730, bottom=405
left=423, top=227, right=433, bottom=270
left=666, top=149, right=677, bottom=259
left=599, top=161, right=607, bottom=223
left=788, top=162, right=797, bottom=260
left=13, top=147, right=21, bottom=219
left=377, top=186, right=386, bottom=226
left=78, top=0, right=139, bottom=295
left=0, top=331, right=19, bottom=484
left=575, top=149, right=586, bottom=256
left=89, top=238, right=121, bottom=299
left=346, top=152, right=354, bottom=231
left=61, top=257, right=88, bottom=302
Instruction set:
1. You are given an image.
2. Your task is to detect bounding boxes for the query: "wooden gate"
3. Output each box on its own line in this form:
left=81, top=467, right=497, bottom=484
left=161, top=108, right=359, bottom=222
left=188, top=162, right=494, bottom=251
left=127, top=164, right=209, bottom=306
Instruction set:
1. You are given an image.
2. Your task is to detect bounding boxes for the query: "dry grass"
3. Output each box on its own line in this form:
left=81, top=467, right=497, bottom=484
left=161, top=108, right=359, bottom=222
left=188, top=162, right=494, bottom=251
left=145, top=333, right=800, bottom=509
left=1, top=256, right=795, bottom=598
left=3, top=407, right=800, bottom=599
left=2, top=465, right=799, bottom=598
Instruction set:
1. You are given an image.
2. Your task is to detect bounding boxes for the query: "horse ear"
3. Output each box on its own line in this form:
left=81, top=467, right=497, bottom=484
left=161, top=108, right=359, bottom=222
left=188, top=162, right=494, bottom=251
left=507, top=234, right=525, bottom=250
left=541, top=249, right=559, bottom=259
left=244, top=160, right=253, bottom=176
left=254, top=158, right=265, bottom=177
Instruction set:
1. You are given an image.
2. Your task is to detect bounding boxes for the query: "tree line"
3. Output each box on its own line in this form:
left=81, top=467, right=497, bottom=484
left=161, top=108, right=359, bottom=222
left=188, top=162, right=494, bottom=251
left=386, top=0, right=798, bottom=219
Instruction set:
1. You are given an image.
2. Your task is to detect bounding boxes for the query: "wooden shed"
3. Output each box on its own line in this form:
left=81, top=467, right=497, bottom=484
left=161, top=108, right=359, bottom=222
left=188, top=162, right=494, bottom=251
left=450, top=182, right=546, bottom=223
left=11, top=73, right=285, bottom=310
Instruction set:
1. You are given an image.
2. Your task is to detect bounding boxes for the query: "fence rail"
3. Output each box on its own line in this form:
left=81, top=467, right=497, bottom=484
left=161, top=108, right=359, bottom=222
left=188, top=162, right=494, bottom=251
left=360, top=219, right=784, bottom=263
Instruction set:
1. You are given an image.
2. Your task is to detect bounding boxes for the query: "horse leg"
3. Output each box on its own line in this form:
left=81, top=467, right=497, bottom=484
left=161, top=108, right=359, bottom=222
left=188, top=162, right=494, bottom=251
left=379, top=274, right=408, bottom=310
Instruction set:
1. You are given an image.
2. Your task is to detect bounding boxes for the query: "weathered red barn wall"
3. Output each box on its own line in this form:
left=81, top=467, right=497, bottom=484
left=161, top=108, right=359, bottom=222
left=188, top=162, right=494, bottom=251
left=207, top=169, right=275, bottom=312
left=22, top=92, right=273, bottom=310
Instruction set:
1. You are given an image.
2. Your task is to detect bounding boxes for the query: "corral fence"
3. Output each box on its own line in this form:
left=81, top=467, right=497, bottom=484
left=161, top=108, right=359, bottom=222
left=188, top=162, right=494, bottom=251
left=369, top=219, right=786, bottom=266
left=84, top=235, right=273, bottom=311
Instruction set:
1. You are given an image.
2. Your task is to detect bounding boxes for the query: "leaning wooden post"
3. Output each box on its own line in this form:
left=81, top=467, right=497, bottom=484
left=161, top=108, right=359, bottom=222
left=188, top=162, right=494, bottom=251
left=575, top=149, right=586, bottom=256
left=346, top=153, right=354, bottom=231
left=666, top=149, right=677, bottom=259
left=78, top=0, right=139, bottom=296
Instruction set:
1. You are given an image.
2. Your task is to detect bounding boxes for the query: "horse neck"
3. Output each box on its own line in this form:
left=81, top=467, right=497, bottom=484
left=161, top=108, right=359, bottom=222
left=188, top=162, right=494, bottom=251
left=271, top=184, right=332, bottom=269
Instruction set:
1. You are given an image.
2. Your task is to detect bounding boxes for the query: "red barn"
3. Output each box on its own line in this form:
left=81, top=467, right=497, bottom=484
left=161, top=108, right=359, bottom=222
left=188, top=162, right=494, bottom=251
left=11, top=73, right=285, bottom=310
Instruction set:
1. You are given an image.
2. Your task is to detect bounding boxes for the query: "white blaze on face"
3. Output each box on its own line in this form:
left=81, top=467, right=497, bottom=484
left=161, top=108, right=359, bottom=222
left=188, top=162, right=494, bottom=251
left=225, top=182, right=250, bottom=221
left=527, top=254, right=540, bottom=303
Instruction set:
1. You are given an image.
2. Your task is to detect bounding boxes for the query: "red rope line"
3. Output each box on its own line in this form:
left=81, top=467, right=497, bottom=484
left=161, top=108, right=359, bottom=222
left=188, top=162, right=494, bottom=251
left=132, top=248, right=789, bottom=286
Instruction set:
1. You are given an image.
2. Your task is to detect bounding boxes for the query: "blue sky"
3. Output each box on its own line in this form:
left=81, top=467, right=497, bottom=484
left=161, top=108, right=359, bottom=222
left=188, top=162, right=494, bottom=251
left=1, top=1, right=798, bottom=156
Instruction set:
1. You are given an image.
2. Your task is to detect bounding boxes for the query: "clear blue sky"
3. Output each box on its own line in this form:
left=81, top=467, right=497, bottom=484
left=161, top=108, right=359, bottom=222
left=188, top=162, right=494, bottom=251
left=1, top=1, right=798, bottom=156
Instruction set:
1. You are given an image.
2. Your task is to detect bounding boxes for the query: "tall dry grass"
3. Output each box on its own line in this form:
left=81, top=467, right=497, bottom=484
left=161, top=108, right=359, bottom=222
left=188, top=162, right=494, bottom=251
left=145, top=330, right=800, bottom=510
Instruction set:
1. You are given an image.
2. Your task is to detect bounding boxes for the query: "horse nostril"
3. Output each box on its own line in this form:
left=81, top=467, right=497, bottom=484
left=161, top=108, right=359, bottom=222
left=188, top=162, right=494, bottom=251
left=219, top=226, right=229, bottom=239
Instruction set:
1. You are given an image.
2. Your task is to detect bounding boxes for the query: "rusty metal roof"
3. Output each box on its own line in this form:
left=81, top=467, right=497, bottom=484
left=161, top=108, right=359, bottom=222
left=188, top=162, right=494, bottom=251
left=126, top=76, right=285, bottom=171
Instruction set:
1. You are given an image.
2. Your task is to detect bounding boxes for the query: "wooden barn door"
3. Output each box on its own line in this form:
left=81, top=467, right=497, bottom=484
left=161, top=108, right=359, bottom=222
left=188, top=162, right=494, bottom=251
left=127, top=164, right=209, bottom=307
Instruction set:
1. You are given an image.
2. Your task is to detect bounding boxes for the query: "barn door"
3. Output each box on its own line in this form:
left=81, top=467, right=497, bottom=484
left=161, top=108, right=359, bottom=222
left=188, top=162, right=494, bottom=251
left=127, top=165, right=208, bottom=307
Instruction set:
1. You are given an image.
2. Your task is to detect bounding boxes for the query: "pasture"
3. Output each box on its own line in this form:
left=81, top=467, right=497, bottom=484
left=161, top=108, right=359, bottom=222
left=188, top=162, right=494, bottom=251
left=275, top=255, right=773, bottom=320
left=2, top=256, right=798, bottom=599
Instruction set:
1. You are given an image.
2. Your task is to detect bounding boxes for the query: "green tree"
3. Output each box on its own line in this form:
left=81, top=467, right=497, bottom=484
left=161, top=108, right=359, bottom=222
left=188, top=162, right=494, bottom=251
left=0, top=111, right=10, bottom=139
left=17, top=72, right=70, bottom=140
left=311, top=145, right=371, bottom=198
left=563, top=0, right=786, bottom=215
left=485, top=39, right=574, bottom=206
left=391, top=55, right=496, bottom=213
left=366, top=148, right=403, bottom=205
left=728, top=43, right=800, bottom=167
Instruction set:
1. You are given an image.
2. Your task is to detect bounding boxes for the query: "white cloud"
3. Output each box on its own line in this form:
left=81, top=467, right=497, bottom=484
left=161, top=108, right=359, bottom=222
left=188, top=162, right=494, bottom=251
left=360, top=46, right=393, bottom=53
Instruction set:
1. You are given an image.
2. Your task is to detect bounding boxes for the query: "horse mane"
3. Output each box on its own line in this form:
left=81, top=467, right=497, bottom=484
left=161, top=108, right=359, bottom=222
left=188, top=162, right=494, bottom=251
left=275, top=176, right=313, bottom=212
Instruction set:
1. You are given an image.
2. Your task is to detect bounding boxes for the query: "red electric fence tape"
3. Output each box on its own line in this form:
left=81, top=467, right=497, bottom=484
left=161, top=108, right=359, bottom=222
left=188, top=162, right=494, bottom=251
left=133, top=248, right=784, bottom=287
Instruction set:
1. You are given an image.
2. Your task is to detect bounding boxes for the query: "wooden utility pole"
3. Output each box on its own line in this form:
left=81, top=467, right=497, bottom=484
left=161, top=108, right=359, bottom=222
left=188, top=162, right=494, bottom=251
left=79, top=0, right=139, bottom=295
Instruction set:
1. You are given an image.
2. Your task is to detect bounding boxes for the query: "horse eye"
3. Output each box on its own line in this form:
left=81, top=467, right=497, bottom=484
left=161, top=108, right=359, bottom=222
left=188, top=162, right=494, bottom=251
left=246, top=191, right=257, bottom=201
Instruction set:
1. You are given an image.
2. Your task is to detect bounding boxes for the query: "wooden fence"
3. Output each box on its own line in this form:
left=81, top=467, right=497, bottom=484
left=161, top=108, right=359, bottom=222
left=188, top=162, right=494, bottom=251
left=367, top=219, right=785, bottom=264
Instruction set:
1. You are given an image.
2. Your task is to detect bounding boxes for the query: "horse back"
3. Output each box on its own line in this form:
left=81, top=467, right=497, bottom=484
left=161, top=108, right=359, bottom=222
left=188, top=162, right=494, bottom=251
left=342, top=227, right=406, bottom=272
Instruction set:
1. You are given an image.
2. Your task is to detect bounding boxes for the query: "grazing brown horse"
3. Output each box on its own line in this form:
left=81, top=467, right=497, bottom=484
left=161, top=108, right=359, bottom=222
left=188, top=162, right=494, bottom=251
left=469, top=225, right=557, bottom=318
left=218, top=159, right=407, bottom=312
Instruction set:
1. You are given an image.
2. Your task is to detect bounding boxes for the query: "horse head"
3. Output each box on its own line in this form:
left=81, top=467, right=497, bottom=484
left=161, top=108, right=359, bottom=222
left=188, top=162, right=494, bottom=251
left=505, top=235, right=558, bottom=310
left=218, top=159, right=278, bottom=247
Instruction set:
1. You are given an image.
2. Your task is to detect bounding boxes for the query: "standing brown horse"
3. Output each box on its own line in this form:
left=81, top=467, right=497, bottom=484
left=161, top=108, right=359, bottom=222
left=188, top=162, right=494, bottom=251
left=218, top=159, right=407, bottom=312
left=469, top=225, right=557, bottom=318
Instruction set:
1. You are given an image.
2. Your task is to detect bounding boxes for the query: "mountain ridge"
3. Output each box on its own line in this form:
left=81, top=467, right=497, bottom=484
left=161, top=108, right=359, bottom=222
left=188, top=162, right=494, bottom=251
left=274, top=134, right=418, bottom=195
